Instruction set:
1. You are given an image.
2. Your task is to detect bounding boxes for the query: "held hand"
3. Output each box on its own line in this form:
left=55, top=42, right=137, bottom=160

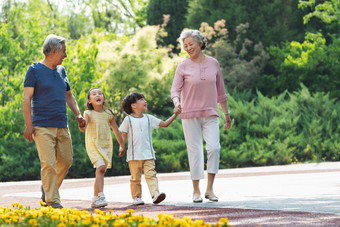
left=175, top=103, right=182, bottom=113
left=119, top=146, right=126, bottom=157
left=224, top=115, right=231, bottom=130
left=76, top=115, right=86, bottom=128
left=24, top=125, right=35, bottom=142
left=78, top=125, right=85, bottom=132
left=174, top=105, right=181, bottom=115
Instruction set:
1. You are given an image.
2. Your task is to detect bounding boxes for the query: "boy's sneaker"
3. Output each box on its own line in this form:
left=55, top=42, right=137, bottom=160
left=91, top=193, right=108, bottom=208
left=152, top=192, right=166, bottom=204
left=132, top=196, right=144, bottom=205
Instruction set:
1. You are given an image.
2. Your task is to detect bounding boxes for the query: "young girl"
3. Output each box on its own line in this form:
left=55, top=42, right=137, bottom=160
left=119, top=92, right=180, bottom=205
left=79, top=87, right=125, bottom=208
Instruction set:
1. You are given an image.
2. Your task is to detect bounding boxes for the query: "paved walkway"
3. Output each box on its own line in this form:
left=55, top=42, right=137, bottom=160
left=2, top=162, right=340, bottom=226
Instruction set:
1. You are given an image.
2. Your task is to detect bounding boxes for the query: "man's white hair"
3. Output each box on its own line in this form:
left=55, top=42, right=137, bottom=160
left=43, top=34, right=66, bottom=55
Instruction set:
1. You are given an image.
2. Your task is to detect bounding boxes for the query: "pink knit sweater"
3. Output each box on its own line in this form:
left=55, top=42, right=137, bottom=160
left=171, top=56, right=228, bottom=119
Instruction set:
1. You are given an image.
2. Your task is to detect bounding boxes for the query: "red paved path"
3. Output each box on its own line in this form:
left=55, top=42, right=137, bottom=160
left=2, top=163, right=340, bottom=226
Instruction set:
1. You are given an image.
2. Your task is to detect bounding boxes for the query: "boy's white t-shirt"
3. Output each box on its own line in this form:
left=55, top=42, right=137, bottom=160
left=119, top=114, right=162, bottom=162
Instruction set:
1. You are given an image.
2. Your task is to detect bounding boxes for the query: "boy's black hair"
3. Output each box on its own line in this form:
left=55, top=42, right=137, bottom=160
left=122, top=92, right=145, bottom=115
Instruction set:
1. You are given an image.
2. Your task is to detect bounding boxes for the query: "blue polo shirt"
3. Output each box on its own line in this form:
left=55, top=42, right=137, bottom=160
left=24, top=62, right=71, bottom=128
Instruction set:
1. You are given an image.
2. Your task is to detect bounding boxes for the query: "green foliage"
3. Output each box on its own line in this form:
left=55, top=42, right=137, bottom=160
left=186, top=0, right=306, bottom=47
left=263, top=30, right=340, bottom=99
left=98, top=26, right=184, bottom=121
left=219, top=85, right=340, bottom=168
left=0, top=0, right=62, bottom=107
left=0, top=0, right=104, bottom=181
left=299, top=0, right=340, bottom=25
left=152, top=119, right=188, bottom=172
left=259, top=0, right=340, bottom=99
left=62, top=0, right=148, bottom=37
left=0, top=94, right=40, bottom=181
left=147, top=0, right=189, bottom=52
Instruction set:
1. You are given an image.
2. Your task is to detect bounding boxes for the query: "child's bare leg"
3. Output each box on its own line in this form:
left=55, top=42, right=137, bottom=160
left=94, top=165, right=106, bottom=196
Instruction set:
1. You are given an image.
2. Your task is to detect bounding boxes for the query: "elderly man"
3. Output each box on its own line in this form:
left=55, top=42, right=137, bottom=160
left=23, top=34, right=85, bottom=208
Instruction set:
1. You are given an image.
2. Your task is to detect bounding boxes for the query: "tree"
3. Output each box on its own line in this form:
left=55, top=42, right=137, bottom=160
left=147, top=0, right=189, bottom=52
left=260, top=0, right=340, bottom=99
left=299, top=0, right=340, bottom=24
left=64, top=0, right=148, bottom=35
left=186, top=0, right=306, bottom=48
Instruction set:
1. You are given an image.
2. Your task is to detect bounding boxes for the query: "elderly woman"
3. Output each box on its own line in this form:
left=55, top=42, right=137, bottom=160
left=171, top=29, right=231, bottom=203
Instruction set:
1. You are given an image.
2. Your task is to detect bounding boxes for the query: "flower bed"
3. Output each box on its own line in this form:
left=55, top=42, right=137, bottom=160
left=0, top=202, right=230, bottom=226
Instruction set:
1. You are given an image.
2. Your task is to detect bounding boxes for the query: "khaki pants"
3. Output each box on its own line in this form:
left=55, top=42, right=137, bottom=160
left=128, top=159, right=159, bottom=199
left=33, top=127, right=73, bottom=205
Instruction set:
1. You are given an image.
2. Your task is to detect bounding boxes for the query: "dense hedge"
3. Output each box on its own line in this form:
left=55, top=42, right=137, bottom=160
left=218, top=85, right=340, bottom=168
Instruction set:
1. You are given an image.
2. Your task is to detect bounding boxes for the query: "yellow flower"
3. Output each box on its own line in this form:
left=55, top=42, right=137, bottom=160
left=114, top=219, right=126, bottom=227
left=10, top=202, right=23, bottom=209
left=11, top=215, right=21, bottom=222
left=39, top=199, right=47, bottom=207
left=126, top=209, right=134, bottom=214
left=219, top=217, right=229, bottom=225
left=82, top=219, right=92, bottom=226
left=182, top=216, right=192, bottom=223
left=51, top=214, right=59, bottom=220
left=28, top=219, right=38, bottom=226
left=193, top=219, right=205, bottom=226
left=0, top=204, right=233, bottom=227
left=173, top=218, right=185, bottom=226
left=94, top=209, right=102, bottom=214
left=69, top=220, right=77, bottom=226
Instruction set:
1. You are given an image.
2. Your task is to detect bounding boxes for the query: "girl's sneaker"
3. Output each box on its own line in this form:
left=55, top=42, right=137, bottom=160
left=132, top=196, right=144, bottom=205
left=91, top=193, right=108, bottom=208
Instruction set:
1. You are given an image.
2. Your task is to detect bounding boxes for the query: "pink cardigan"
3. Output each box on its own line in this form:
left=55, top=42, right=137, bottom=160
left=171, top=56, right=228, bottom=119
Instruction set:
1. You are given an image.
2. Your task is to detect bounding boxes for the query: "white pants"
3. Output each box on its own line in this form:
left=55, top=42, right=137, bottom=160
left=182, top=117, right=220, bottom=180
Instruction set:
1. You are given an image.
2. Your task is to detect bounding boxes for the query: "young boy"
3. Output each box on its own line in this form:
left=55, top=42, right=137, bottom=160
left=119, top=92, right=180, bottom=205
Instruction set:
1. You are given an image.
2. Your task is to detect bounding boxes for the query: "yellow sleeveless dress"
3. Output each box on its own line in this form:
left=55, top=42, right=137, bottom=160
left=85, top=110, right=114, bottom=168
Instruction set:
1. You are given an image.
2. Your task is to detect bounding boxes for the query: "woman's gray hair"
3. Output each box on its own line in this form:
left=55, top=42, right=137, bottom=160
left=179, top=29, right=207, bottom=50
left=43, top=34, right=66, bottom=55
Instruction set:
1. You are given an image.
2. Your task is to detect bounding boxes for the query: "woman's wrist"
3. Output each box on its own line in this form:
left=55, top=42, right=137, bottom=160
left=172, top=97, right=180, bottom=106
left=223, top=112, right=230, bottom=115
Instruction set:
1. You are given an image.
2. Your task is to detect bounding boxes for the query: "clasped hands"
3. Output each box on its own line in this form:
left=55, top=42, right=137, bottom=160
left=174, top=103, right=182, bottom=115
left=76, top=115, right=86, bottom=128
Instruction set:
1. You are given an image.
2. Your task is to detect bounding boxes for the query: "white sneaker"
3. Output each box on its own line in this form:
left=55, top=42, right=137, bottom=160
left=132, top=196, right=144, bottom=205
left=91, top=194, right=108, bottom=208
left=152, top=192, right=166, bottom=204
